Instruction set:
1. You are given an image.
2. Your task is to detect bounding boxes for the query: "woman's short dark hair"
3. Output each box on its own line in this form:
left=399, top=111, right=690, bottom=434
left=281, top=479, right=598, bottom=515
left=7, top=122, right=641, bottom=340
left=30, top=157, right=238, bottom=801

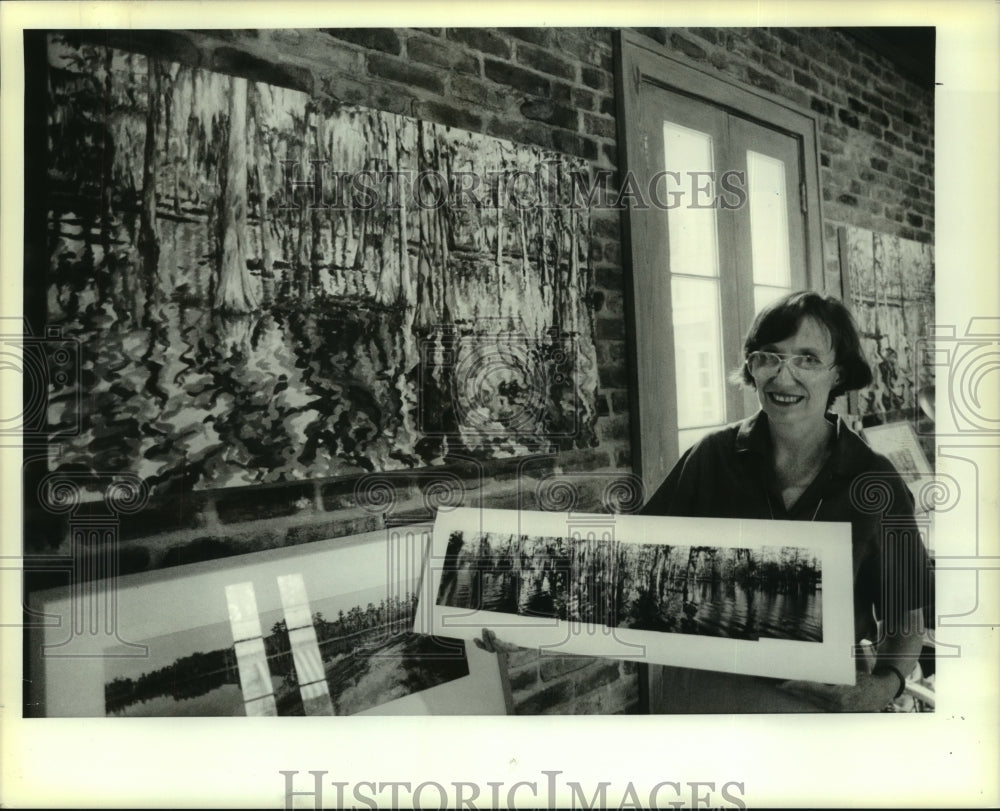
left=735, top=291, right=873, bottom=406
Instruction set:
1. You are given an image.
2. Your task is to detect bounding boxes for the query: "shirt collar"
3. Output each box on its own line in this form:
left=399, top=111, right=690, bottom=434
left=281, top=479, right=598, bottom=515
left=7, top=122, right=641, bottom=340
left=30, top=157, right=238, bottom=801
left=735, top=410, right=859, bottom=478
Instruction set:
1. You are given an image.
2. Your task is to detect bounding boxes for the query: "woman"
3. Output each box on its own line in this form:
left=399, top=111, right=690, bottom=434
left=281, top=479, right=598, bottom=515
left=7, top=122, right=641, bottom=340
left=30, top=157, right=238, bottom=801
left=642, top=291, right=933, bottom=712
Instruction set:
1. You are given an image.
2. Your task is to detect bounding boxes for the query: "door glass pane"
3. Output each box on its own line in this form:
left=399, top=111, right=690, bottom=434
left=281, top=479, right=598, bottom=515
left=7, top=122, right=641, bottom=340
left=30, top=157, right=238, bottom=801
left=663, top=122, right=719, bottom=278
left=678, top=425, right=716, bottom=456
left=754, top=284, right=792, bottom=315
left=747, top=150, right=791, bottom=288
left=671, top=276, right=725, bottom=432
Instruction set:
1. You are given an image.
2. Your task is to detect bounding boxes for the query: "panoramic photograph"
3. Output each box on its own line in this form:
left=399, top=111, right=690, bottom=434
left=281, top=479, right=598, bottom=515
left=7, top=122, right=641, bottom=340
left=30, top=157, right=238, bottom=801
left=104, top=588, right=469, bottom=717
left=436, top=532, right=822, bottom=643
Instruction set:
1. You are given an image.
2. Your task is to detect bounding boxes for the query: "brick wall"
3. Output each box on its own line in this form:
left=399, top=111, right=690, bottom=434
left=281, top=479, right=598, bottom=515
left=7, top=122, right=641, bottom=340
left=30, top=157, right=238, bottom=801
left=28, top=26, right=933, bottom=716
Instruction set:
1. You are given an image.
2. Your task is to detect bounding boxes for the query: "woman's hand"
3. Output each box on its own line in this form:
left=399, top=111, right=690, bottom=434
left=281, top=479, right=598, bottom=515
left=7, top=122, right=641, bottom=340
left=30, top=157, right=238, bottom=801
left=777, top=670, right=901, bottom=712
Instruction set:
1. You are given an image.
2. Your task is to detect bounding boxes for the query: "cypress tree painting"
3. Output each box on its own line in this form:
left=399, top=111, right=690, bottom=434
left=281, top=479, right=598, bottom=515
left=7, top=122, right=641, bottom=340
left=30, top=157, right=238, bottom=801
left=44, top=33, right=600, bottom=498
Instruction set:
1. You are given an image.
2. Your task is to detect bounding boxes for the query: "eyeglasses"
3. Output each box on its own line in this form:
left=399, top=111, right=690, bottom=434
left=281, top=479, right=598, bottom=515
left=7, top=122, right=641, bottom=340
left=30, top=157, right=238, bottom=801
left=745, top=351, right=834, bottom=377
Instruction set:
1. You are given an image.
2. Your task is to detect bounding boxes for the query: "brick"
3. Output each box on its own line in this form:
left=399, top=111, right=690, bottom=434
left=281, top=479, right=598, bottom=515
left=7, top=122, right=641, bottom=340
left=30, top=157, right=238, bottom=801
left=861, top=121, right=882, bottom=138
left=614, top=447, right=632, bottom=468
left=746, top=66, right=778, bottom=94
left=551, top=130, right=598, bottom=162
left=96, top=29, right=201, bottom=68
left=367, top=54, right=444, bottom=94
left=210, top=47, right=313, bottom=95
left=520, top=99, right=577, bottom=129
left=774, top=83, right=810, bottom=109
left=513, top=679, right=573, bottom=714
left=636, top=27, right=668, bottom=46
left=484, top=59, right=550, bottom=97
left=540, top=654, right=591, bottom=681
left=322, top=28, right=401, bottom=55
left=810, top=61, right=838, bottom=87
left=516, top=43, right=576, bottom=81
left=446, top=28, right=511, bottom=59
left=906, top=212, right=924, bottom=228
left=554, top=29, right=612, bottom=66
left=601, top=416, right=629, bottom=441
left=596, top=393, right=610, bottom=417
left=318, top=72, right=370, bottom=106
left=671, top=33, right=707, bottom=61
left=575, top=661, right=622, bottom=693
left=837, top=109, right=860, bottom=129
left=598, top=95, right=616, bottom=117
left=583, top=112, right=616, bottom=140
left=821, top=122, right=849, bottom=142
left=580, top=65, right=609, bottom=91
left=508, top=664, right=539, bottom=692
left=880, top=103, right=902, bottom=126
left=601, top=241, right=621, bottom=264
left=748, top=28, right=778, bottom=53
left=796, top=71, right=821, bottom=93
left=408, top=36, right=476, bottom=73
left=837, top=193, right=858, bottom=207
left=598, top=364, right=628, bottom=389
left=679, top=28, right=713, bottom=46
left=872, top=141, right=894, bottom=159
left=772, top=28, right=802, bottom=49
left=486, top=116, right=553, bottom=150
left=412, top=100, right=483, bottom=132
left=499, top=644, right=537, bottom=670
left=372, top=86, right=420, bottom=117
left=779, top=46, right=810, bottom=72
left=449, top=75, right=507, bottom=111
left=861, top=54, right=884, bottom=78
left=595, top=268, right=620, bottom=290
left=848, top=97, right=869, bottom=115
left=870, top=157, right=889, bottom=172
left=762, top=53, right=793, bottom=79
left=500, top=27, right=554, bottom=46
left=611, top=390, right=630, bottom=413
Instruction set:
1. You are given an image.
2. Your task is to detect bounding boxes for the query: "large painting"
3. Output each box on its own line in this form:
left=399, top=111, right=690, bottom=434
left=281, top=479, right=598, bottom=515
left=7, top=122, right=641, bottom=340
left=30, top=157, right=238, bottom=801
left=42, top=33, right=599, bottom=500
left=839, top=225, right=935, bottom=427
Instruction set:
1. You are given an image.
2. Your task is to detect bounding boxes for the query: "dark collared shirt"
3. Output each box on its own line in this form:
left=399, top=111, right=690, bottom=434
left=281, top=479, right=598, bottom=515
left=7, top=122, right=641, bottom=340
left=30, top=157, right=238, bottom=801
left=642, top=411, right=933, bottom=642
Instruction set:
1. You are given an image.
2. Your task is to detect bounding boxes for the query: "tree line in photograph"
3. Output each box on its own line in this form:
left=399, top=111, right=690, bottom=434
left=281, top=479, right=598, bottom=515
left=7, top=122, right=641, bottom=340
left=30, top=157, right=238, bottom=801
left=104, top=593, right=466, bottom=715
left=437, top=532, right=823, bottom=642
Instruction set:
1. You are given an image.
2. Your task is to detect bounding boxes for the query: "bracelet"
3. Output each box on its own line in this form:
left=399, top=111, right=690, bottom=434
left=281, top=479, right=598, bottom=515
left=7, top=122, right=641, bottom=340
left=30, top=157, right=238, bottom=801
left=873, top=664, right=907, bottom=699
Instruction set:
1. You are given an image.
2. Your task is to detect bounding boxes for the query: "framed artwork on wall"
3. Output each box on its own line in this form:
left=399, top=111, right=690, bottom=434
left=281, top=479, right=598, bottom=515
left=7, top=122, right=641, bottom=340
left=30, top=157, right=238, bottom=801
left=30, top=31, right=601, bottom=512
left=838, top=225, right=935, bottom=429
left=862, top=421, right=936, bottom=514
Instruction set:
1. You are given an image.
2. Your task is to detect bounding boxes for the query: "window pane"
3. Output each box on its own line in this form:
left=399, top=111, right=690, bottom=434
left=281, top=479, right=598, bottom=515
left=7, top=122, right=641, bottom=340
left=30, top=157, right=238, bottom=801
left=663, top=122, right=719, bottom=278
left=671, top=276, right=725, bottom=431
left=678, top=425, right=717, bottom=456
left=754, top=284, right=792, bottom=315
left=747, top=150, right=791, bottom=288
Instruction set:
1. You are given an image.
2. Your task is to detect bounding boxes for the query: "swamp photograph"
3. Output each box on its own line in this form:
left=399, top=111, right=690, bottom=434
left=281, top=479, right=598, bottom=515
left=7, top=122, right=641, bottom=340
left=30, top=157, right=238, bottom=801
left=436, top=531, right=823, bottom=643
left=103, top=589, right=468, bottom=717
